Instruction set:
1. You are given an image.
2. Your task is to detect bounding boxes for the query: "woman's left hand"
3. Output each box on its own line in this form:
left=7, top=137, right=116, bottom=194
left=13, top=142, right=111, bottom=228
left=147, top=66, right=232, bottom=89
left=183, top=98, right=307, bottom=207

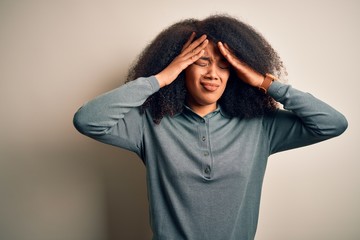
left=218, top=42, right=264, bottom=87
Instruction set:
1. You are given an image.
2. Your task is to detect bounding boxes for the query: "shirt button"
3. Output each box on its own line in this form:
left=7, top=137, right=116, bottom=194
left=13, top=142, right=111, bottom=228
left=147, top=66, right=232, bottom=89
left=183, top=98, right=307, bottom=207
left=202, top=136, right=206, bottom=141
left=204, top=151, right=209, bottom=156
left=204, top=167, right=211, bottom=174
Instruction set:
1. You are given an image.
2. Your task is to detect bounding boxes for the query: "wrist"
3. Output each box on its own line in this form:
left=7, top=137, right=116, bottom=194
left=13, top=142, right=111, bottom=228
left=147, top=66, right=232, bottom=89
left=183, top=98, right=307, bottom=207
left=258, top=73, right=277, bottom=94
left=155, top=73, right=166, bottom=88
left=155, top=71, right=172, bottom=88
left=155, top=68, right=179, bottom=88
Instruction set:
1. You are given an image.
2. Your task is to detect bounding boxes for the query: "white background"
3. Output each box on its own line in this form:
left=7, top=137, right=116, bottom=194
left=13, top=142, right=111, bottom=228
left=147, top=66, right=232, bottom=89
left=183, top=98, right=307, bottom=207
left=0, top=0, right=359, bottom=239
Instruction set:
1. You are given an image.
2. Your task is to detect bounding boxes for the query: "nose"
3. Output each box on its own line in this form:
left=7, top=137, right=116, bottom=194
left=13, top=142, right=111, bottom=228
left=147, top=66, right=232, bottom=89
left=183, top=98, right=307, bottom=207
left=204, top=64, right=219, bottom=80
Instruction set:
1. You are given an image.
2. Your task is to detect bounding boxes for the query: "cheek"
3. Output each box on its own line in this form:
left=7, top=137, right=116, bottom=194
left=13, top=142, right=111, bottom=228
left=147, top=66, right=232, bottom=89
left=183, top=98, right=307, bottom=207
left=184, top=74, right=195, bottom=93
left=185, top=67, right=201, bottom=88
left=220, top=71, right=230, bottom=84
left=185, top=66, right=202, bottom=79
left=184, top=69, right=192, bottom=86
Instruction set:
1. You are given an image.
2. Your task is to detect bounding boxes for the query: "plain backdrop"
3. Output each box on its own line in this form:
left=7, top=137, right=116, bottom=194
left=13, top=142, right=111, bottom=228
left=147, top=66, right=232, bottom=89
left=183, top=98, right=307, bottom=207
left=0, top=0, right=359, bottom=239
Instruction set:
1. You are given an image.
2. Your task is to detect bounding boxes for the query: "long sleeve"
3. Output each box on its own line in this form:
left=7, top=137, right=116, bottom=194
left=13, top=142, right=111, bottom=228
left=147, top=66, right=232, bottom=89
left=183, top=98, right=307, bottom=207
left=264, top=81, right=348, bottom=154
left=73, top=76, right=160, bottom=155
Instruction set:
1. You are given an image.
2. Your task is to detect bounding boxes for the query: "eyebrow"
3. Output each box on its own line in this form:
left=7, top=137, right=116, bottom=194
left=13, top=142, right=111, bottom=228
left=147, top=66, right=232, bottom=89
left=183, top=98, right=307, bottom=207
left=200, top=56, right=228, bottom=62
left=199, top=57, right=211, bottom=61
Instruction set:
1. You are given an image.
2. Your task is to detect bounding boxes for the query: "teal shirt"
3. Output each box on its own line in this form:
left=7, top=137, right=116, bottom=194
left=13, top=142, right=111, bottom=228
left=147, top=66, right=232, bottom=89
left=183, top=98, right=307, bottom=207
left=74, top=76, right=347, bottom=240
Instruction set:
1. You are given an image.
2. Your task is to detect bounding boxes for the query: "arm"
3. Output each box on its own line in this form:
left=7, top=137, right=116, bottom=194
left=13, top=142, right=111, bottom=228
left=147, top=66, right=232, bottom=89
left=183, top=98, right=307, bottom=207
left=73, top=33, right=209, bottom=154
left=218, top=41, right=348, bottom=154
left=265, top=81, right=348, bottom=154
left=73, top=76, right=160, bottom=154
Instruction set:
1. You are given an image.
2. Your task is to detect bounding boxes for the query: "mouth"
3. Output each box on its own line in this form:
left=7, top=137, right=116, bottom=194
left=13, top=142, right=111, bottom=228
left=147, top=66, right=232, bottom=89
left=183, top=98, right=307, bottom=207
left=201, top=82, right=220, bottom=92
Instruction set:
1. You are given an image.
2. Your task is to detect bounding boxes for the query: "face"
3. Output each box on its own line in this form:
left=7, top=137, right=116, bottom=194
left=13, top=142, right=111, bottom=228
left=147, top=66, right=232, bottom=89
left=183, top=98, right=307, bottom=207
left=184, top=42, right=230, bottom=115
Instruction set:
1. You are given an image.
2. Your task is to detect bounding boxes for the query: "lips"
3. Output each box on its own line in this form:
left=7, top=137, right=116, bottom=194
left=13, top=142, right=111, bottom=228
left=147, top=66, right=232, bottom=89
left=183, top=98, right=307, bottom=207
left=201, top=82, right=220, bottom=92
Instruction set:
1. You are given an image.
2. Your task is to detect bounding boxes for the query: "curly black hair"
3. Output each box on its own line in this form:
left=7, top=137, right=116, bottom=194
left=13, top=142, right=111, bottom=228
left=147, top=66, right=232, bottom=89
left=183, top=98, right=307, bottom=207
left=126, top=14, right=286, bottom=124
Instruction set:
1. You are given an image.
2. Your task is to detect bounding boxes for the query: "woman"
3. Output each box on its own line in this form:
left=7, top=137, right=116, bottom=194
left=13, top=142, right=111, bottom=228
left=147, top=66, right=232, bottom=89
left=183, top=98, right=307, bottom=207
left=73, top=15, right=347, bottom=240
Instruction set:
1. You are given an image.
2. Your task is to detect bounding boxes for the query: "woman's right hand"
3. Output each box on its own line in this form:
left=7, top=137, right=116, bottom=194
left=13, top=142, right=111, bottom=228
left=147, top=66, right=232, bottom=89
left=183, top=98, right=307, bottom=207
left=155, top=32, right=209, bottom=88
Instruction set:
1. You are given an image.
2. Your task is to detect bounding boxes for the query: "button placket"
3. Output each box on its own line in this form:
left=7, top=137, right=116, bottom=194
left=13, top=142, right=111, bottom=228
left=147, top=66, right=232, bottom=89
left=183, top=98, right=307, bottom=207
left=198, top=118, right=212, bottom=179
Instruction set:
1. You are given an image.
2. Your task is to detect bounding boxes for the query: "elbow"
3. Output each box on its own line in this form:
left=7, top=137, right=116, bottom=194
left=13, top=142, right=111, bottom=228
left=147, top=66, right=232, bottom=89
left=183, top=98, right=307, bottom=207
left=73, top=107, right=112, bottom=137
left=322, top=113, right=348, bottom=138
left=73, top=108, right=88, bottom=136
left=333, top=113, right=348, bottom=136
left=313, top=112, right=348, bottom=138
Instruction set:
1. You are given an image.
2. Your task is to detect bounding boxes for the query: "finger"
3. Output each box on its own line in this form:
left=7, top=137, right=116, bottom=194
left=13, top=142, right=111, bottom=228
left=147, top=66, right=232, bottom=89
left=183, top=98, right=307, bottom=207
left=224, top=43, right=248, bottom=67
left=218, top=42, right=247, bottom=72
left=218, top=42, right=257, bottom=80
left=185, top=38, right=208, bottom=58
left=184, top=49, right=205, bottom=67
left=181, top=32, right=196, bottom=51
left=218, top=41, right=229, bottom=57
left=224, top=43, right=238, bottom=58
left=218, top=41, right=237, bottom=64
left=224, top=43, right=232, bottom=51
left=218, top=42, right=236, bottom=58
left=182, top=34, right=207, bottom=55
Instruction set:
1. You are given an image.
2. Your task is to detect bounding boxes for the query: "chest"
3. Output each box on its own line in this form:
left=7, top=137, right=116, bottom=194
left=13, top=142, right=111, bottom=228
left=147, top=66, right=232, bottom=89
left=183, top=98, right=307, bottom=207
left=143, top=114, right=269, bottom=181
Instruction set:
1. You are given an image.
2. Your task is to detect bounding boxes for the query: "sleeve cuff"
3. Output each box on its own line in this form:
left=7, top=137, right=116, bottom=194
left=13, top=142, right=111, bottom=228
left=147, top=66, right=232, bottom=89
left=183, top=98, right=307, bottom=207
left=267, top=80, right=289, bottom=101
left=148, top=75, right=161, bottom=92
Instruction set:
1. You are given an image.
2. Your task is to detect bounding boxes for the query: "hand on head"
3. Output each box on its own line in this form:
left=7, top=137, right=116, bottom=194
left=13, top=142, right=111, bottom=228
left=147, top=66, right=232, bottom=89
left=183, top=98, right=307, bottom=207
left=156, top=32, right=209, bottom=88
left=156, top=32, right=264, bottom=89
left=217, top=41, right=263, bottom=87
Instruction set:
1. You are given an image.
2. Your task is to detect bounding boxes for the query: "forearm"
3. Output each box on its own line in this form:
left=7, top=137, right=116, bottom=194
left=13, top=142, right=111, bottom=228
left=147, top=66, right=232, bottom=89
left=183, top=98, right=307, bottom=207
left=268, top=81, right=348, bottom=137
left=73, top=76, right=160, bottom=136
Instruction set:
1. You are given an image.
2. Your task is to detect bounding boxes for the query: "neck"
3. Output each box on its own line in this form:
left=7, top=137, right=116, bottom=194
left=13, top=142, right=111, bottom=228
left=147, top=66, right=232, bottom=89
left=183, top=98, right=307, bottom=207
left=187, top=102, right=217, bottom=117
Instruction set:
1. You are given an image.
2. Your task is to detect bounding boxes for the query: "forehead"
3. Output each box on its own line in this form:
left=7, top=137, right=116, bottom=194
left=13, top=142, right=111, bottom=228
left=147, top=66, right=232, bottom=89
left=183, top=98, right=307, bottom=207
left=203, top=42, right=222, bottom=58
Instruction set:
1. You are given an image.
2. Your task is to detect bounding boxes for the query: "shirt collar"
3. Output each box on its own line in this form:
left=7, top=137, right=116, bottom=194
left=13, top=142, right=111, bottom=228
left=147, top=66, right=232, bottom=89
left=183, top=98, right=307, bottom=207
left=174, top=104, right=230, bottom=120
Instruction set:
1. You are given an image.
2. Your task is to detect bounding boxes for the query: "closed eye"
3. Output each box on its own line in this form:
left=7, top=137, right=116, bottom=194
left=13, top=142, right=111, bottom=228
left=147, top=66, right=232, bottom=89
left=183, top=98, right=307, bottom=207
left=218, top=64, right=230, bottom=69
left=194, top=58, right=210, bottom=67
left=218, top=60, right=230, bottom=69
left=194, top=57, right=230, bottom=69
